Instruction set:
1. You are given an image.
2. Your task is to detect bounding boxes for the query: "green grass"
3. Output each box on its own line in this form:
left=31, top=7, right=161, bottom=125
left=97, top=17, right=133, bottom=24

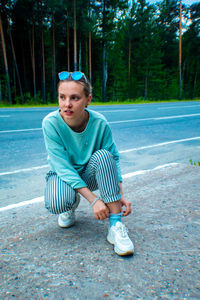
left=189, top=159, right=200, bottom=166
left=0, top=98, right=200, bottom=108
left=90, top=99, right=200, bottom=106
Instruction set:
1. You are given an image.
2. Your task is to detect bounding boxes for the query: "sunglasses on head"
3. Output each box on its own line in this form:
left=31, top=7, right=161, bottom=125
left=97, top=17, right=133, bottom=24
left=58, top=71, right=87, bottom=82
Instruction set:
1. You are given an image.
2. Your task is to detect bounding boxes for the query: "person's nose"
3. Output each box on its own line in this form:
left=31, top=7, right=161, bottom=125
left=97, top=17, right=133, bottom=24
left=64, top=97, right=72, bottom=108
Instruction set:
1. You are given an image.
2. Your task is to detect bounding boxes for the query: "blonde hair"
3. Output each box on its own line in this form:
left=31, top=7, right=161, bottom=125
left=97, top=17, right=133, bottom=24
left=57, top=77, right=92, bottom=98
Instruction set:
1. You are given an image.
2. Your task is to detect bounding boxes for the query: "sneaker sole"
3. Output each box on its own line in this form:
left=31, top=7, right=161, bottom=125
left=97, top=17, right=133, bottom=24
left=58, top=219, right=75, bottom=228
left=58, top=194, right=80, bottom=228
left=114, top=246, right=134, bottom=256
left=107, top=235, right=134, bottom=256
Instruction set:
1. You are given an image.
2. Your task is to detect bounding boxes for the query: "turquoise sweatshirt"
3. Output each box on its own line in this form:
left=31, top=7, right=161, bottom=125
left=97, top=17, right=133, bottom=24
left=42, top=109, right=122, bottom=189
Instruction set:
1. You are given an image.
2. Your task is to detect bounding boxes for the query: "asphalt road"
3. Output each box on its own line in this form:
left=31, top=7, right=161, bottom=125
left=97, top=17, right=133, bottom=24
left=0, top=101, right=200, bottom=208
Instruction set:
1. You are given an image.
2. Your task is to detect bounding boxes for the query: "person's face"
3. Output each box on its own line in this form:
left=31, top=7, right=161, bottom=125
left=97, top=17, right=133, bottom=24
left=58, top=81, right=92, bottom=124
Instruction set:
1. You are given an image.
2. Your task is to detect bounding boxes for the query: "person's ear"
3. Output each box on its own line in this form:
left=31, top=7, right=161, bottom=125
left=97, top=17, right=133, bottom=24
left=86, top=94, right=92, bottom=107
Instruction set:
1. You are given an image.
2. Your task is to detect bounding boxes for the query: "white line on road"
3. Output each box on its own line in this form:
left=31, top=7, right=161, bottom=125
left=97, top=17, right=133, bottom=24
left=96, top=109, right=137, bottom=113
left=0, top=196, right=44, bottom=212
left=0, top=128, right=41, bottom=133
left=1, top=113, right=200, bottom=134
left=0, top=165, right=49, bottom=176
left=158, top=105, right=200, bottom=110
left=119, top=136, right=200, bottom=153
left=0, top=136, right=199, bottom=176
left=122, top=163, right=179, bottom=178
left=109, top=113, right=200, bottom=124
left=0, top=163, right=179, bottom=212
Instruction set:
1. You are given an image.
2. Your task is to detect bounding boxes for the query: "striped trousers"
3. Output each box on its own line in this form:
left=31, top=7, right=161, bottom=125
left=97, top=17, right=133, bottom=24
left=44, top=149, right=121, bottom=214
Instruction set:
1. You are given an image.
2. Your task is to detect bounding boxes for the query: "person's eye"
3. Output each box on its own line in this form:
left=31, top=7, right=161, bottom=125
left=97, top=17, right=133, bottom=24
left=71, top=95, right=79, bottom=101
left=60, top=95, right=65, bottom=100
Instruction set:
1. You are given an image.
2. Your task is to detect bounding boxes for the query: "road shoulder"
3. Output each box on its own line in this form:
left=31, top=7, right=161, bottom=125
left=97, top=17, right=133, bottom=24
left=0, top=164, right=199, bottom=299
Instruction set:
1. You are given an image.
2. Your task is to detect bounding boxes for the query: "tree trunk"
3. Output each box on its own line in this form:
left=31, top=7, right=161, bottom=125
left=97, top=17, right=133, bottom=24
left=128, top=38, right=131, bottom=78
left=0, top=14, right=12, bottom=104
left=85, top=40, right=88, bottom=77
left=9, top=26, right=24, bottom=104
left=144, top=70, right=148, bottom=100
left=52, top=13, right=56, bottom=101
left=22, top=43, right=27, bottom=92
left=79, top=38, right=82, bottom=71
left=73, top=0, right=77, bottom=71
left=31, top=23, right=37, bottom=99
left=13, top=64, right=16, bottom=99
left=66, top=11, right=70, bottom=70
left=88, top=3, right=92, bottom=83
left=128, top=38, right=131, bottom=98
left=41, top=20, right=46, bottom=102
left=89, top=31, right=92, bottom=83
left=193, top=67, right=198, bottom=99
left=102, top=0, right=107, bottom=102
left=179, top=0, right=182, bottom=100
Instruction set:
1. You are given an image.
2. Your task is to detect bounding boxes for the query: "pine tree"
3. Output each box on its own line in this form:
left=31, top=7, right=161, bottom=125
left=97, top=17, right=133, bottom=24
left=182, top=2, right=200, bottom=99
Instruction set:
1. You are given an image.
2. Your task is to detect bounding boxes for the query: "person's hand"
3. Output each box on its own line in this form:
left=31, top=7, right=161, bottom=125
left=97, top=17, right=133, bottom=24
left=92, top=199, right=110, bottom=220
left=119, top=197, right=131, bottom=216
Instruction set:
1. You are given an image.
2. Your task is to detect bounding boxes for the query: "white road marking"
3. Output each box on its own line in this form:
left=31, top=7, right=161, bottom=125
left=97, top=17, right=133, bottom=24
left=96, top=109, right=137, bottom=113
left=109, top=113, right=200, bottom=124
left=0, top=165, right=49, bottom=176
left=1, top=113, right=200, bottom=134
left=0, top=136, right=199, bottom=177
left=0, top=128, right=41, bottom=133
left=122, top=163, right=179, bottom=178
left=0, top=196, right=44, bottom=212
left=119, top=136, right=200, bottom=154
left=0, top=163, right=180, bottom=212
left=158, top=105, right=200, bottom=110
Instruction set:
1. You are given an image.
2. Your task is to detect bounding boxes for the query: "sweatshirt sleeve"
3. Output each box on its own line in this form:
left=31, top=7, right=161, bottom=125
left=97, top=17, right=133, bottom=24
left=42, top=118, right=87, bottom=189
left=101, top=122, right=122, bottom=182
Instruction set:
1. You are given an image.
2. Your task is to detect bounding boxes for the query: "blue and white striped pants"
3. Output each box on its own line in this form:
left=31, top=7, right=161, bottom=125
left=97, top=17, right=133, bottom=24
left=44, top=150, right=121, bottom=214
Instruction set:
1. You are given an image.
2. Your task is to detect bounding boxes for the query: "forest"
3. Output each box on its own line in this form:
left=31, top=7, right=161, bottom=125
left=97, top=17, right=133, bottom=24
left=0, top=0, right=200, bottom=104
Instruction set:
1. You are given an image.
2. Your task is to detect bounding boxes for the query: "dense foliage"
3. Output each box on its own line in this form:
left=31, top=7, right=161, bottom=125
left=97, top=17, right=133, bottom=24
left=0, top=0, right=200, bottom=104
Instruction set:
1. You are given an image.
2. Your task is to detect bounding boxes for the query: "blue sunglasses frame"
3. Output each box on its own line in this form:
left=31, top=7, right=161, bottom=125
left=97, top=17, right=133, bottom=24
left=58, top=71, right=87, bottom=82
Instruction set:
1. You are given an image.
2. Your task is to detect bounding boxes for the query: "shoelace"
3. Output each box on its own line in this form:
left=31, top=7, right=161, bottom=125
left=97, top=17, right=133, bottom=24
left=62, top=210, right=73, bottom=218
left=116, top=223, right=128, bottom=238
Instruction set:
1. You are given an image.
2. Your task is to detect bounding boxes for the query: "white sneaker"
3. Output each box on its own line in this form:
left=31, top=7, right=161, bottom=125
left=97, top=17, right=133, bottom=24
left=58, top=193, right=80, bottom=228
left=107, top=222, right=134, bottom=256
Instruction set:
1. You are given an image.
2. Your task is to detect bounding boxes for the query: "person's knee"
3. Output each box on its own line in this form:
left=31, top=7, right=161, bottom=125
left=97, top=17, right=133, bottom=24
left=44, top=193, right=74, bottom=214
left=93, top=149, right=114, bottom=164
left=44, top=175, right=75, bottom=214
left=44, top=197, right=56, bottom=213
left=44, top=193, right=60, bottom=214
